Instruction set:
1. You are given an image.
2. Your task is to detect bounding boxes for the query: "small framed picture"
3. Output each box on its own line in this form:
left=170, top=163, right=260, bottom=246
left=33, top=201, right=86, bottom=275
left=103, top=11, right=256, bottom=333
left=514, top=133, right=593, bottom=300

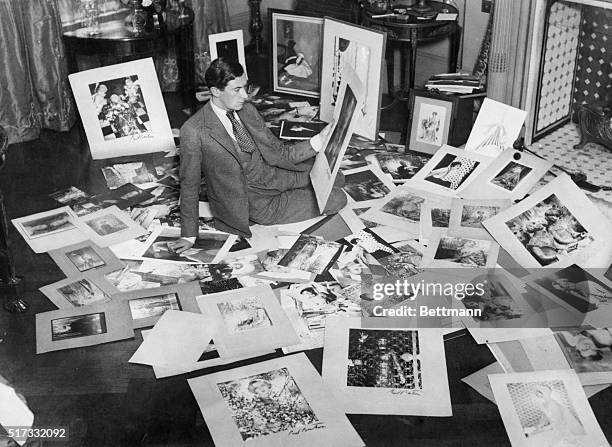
left=187, top=353, right=364, bottom=447
left=113, top=282, right=202, bottom=328
left=208, top=30, right=247, bottom=74
left=269, top=9, right=324, bottom=98
left=39, top=273, right=117, bottom=309
left=75, top=205, right=146, bottom=247
left=48, top=240, right=125, bottom=277
left=196, top=285, right=300, bottom=357
left=407, top=91, right=454, bottom=154
left=35, top=301, right=134, bottom=354
left=68, top=58, right=175, bottom=159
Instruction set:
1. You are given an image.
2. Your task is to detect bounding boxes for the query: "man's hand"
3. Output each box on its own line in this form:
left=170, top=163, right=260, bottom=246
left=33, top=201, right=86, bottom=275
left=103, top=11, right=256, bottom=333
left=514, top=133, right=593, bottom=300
left=310, top=119, right=335, bottom=152
left=167, top=238, right=195, bottom=254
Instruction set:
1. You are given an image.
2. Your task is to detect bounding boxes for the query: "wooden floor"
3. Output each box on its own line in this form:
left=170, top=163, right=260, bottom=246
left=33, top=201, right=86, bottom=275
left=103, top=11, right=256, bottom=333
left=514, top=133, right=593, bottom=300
left=0, top=94, right=610, bottom=446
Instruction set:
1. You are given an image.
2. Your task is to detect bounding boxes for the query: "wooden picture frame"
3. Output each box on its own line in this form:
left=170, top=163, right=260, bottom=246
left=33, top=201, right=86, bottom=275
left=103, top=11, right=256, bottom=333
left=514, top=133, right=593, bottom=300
left=268, top=9, right=324, bottom=98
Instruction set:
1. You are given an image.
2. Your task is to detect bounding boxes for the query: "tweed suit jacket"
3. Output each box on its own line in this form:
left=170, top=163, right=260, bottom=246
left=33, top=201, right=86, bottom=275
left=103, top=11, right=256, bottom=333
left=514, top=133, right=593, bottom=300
left=179, top=101, right=316, bottom=238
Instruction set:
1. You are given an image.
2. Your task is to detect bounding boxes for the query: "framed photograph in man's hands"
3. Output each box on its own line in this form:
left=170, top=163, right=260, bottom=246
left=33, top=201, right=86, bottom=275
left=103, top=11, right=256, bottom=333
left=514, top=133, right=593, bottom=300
left=209, top=30, right=247, bottom=75
left=407, top=92, right=454, bottom=154
left=269, top=9, right=324, bottom=98
left=68, top=58, right=175, bottom=159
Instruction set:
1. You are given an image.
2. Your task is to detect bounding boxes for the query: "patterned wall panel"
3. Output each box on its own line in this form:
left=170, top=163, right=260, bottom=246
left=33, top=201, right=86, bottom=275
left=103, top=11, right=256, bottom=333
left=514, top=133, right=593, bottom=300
left=535, top=1, right=582, bottom=133
left=572, top=5, right=612, bottom=117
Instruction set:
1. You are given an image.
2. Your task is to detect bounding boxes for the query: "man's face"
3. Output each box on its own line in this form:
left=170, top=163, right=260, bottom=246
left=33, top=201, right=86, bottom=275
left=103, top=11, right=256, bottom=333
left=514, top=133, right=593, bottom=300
left=212, top=74, right=248, bottom=111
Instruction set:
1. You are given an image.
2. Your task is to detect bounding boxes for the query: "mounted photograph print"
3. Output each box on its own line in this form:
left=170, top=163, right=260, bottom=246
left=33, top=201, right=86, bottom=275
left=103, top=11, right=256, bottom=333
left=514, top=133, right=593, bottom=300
left=12, top=206, right=86, bottom=253
left=465, top=98, right=527, bottom=157
left=279, top=120, right=326, bottom=140
left=39, top=274, right=117, bottom=309
left=408, top=145, right=493, bottom=196
left=407, top=92, right=454, bottom=154
left=311, top=64, right=365, bottom=212
left=488, top=369, right=609, bottom=447
left=555, top=329, right=612, bottom=386
left=369, top=149, right=432, bottom=183
left=482, top=174, right=611, bottom=269
left=322, top=317, right=451, bottom=416
left=187, top=353, right=364, bottom=447
left=35, top=300, right=134, bottom=354
left=269, top=10, right=324, bottom=98
left=421, top=234, right=500, bottom=269
left=447, top=197, right=512, bottom=240
left=461, top=149, right=552, bottom=200
left=277, top=234, right=343, bottom=275
left=341, top=165, right=394, bottom=206
left=209, top=30, right=247, bottom=74
left=75, top=205, right=146, bottom=247
left=419, top=195, right=452, bottom=240
left=196, top=285, right=300, bottom=357
left=114, top=281, right=202, bottom=328
left=320, top=17, right=386, bottom=140
left=68, top=58, right=175, bottom=159
left=49, top=240, right=124, bottom=277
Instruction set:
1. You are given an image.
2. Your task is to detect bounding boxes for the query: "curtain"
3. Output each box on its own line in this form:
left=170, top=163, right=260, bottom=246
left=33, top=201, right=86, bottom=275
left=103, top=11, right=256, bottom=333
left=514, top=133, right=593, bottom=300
left=487, top=0, right=536, bottom=107
left=0, top=0, right=76, bottom=144
left=159, top=0, right=231, bottom=90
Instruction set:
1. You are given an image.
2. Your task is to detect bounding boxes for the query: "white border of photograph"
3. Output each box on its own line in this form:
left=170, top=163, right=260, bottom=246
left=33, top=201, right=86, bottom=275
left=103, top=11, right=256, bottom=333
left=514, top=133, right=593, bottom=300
left=465, top=98, right=527, bottom=157
left=75, top=205, right=146, bottom=247
left=408, top=145, right=494, bottom=196
left=461, top=149, right=552, bottom=200
left=322, top=317, right=451, bottom=416
left=421, top=233, right=500, bottom=269
left=48, top=240, right=125, bottom=276
left=337, top=207, right=366, bottom=234
left=196, top=285, right=300, bottom=357
left=311, top=64, right=365, bottom=212
left=68, top=58, right=175, bottom=159
left=488, top=369, right=609, bottom=447
left=482, top=174, right=612, bottom=269
left=39, top=273, right=117, bottom=309
left=187, top=353, right=364, bottom=447
left=447, top=197, right=512, bottom=240
left=319, top=17, right=386, bottom=140
left=270, top=10, right=324, bottom=98
left=12, top=207, right=86, bottom=254
left=341, top=165, right=395, bottom=207
left=208, top=30, right=247, bottom=76
left=35, top=300, right=134, bottom=354
left=113, top=281, right=202, bottom=328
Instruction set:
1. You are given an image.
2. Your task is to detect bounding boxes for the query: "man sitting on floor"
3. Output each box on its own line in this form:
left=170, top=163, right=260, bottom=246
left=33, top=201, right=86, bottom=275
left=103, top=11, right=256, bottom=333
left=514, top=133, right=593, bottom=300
left=170, top=58, right=347, bottom=253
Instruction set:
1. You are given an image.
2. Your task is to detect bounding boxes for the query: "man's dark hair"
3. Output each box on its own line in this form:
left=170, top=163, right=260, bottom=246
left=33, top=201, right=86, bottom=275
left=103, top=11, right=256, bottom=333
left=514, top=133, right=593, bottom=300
left=205, top=58, right=245, bottom=90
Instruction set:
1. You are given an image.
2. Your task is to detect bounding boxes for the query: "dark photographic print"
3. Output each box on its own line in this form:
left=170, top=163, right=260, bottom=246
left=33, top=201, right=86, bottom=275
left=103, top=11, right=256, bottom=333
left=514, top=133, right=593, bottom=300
left=380, top=193, right=424, bottom=222
left=85, top=213, right=128, bottom=236
left=217, top=296, right=273, bottom=333
left=433, top=236, right=492, bottom=267
left=217, top=367, right=319, bottom=441
left=532, top=264, right=612, bottom=313
left=424, top=154, right=479, bottom=190
left=101, top=161, right=158, bottom=190
left=49, top=186, right=90, bottom=204
left=557, top=329, right=612, bottom=373
left=66, top=246, right=105, bottom=272
left=491, top=161, right=533, bottom=191
left=128, top=293, right=181, bottom=321
left=142, top=236, right=194, bottom=262
left=57, top=279, right=110, bottom=307
left=347, top=329, right=422, bottom=389
left=324, top=84, right=358, bottom=170
left=51, top=312, right=108, bottom=341
left=274, top=14, right=323, bottom=96
left=378, top=250, right=423, bottom=279
left=375, top=151, right=431, bottom=181
left=19, top=211, right=75, bottom=239
left=279, top=235, right=342, bottom=275
left=279, top=120, right=326, bottom=139
left=505, top=194, right=594, bottom=266
left=461, top=205, right=501, bottom=228
left=343, top=170, right=390, bottom=202
left=462, top=277, right=524, bottom=321
left=92, top=183, right=153, bottom=210
left=89, top=75, right=150, bottom=140
left=216, top=39, right=239, bottom=60
left=506, top=380, right=585, bottom=446
left=184, top=233, right=234, bottom=263
left=431, top=207, right=451, bottom=228
left=415, top=103, right=447, bottom=145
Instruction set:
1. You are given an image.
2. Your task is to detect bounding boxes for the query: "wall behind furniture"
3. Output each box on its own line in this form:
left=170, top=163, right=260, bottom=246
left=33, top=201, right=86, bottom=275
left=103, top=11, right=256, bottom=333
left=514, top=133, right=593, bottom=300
left=227, top=0, right=295, bottom=47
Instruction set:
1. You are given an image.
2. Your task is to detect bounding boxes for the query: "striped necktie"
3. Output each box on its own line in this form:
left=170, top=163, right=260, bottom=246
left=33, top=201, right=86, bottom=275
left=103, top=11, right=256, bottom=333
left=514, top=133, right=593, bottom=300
left=226, top=111, right=256, bottom=154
